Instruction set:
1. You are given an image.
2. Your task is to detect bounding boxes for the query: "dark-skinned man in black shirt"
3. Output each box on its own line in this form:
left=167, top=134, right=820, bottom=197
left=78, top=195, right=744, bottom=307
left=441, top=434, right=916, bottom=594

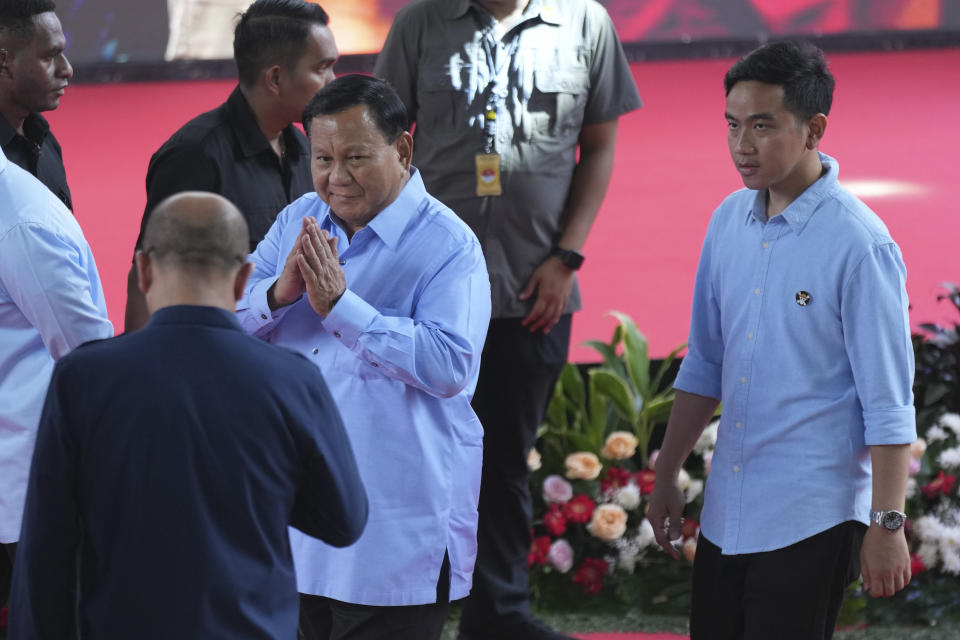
left=124, top=0, right=338, bottom=331
left=0, top=0, right=73, bottom=211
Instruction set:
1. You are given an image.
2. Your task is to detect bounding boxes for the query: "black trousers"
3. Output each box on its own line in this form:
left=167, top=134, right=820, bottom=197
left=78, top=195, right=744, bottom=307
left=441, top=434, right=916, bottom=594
left=459, top=315, right=572, bottom=631
left=1, top=543, right=15, bottom=639
left=691, top=521, right=866, bottom=640
left=298, top=552, right=450, bottom=640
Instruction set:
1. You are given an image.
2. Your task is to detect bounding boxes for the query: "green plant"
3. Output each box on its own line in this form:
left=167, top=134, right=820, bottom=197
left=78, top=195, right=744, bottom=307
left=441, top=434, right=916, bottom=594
left=539, top=311, right=684, bottom=467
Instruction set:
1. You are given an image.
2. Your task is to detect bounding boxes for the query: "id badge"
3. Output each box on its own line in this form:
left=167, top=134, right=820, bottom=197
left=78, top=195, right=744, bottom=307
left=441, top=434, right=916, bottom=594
left=475, top=153, right=502, bottom=197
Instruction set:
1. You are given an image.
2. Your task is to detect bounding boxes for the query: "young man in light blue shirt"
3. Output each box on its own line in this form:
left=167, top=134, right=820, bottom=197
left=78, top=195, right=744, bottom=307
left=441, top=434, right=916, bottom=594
left=648, top=42, right=915, bottom=640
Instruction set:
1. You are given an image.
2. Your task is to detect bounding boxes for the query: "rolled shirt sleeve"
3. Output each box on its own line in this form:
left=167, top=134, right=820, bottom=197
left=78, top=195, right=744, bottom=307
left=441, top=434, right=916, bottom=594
left=841, top=241, right=916, bottom=445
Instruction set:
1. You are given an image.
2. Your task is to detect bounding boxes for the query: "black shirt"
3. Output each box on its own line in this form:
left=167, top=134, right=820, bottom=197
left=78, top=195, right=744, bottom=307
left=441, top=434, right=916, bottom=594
left=0, top=112, right=73, bottom=210
left=135, top=87, right=314, bottom=253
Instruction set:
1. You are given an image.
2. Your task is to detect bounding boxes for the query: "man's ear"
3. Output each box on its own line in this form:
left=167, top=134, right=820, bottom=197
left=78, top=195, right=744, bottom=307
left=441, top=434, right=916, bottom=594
left=806, top=113, right=828, bottom=150
left=0, top=49, right=11, bottom=78
left=395, top=131, right=413, bottom=170
left=263, top=65, right=283, bottom=97
left=135, top=250, right=153, bottom=295
left=233, top=262, right=254, bottom=304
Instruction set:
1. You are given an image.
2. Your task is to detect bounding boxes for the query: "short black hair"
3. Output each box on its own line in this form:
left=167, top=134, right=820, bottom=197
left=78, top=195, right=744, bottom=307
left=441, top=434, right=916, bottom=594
left=0, top=0, right=56, bottom=45
left=234, top=0, right=329, bottom=88
left=302, top=74, right=408, bottom=141
left=724, top=41, right=834, bottom=122
left=143, top=193, right=250, bottom=275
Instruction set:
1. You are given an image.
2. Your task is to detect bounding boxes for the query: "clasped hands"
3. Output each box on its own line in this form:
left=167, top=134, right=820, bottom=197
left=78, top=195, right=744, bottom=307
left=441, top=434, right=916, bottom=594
left=269, top=216, right=346, bottom=317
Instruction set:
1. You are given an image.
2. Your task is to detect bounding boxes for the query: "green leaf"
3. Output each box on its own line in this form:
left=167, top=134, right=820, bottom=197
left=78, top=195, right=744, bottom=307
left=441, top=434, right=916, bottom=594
left=651, top=343, right=686, bottom=393
left=643, top=395, right=675, bottom=425
left=559, top=363, right=586, bottom=409
left=584, top=340, right=619, bottom=368
left=590, top=368, right=638, bottom=424
left=587, top=376, right=610, bottom=449
left=609, top=311, right=650, bottom=396
left=566, top=432, right=597, bottom=453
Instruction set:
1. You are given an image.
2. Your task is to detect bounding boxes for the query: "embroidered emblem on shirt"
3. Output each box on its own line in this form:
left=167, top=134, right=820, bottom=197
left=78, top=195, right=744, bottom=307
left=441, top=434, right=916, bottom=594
left=795, top=291, right=812, bottom=307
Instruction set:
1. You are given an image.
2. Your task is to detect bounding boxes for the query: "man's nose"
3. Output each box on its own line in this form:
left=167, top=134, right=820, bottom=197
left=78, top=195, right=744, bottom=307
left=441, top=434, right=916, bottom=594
left=734, top=129, right=755, bottom=154
left=58, top=54, right=73, bottom=80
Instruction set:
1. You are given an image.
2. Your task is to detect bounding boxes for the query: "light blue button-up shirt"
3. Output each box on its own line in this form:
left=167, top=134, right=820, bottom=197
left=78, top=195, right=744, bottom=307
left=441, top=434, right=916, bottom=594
left=237, top=168, right=491, bottom=605
left=0, top=148, right=113, bottom=543
left=675, top=153, right=916, bottom=554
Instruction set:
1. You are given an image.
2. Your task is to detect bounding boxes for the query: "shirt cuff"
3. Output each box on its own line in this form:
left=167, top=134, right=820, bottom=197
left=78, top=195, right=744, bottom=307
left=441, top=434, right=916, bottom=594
left=674, top=353, right=722, bottom=400
left=246, top=275, right=288, bottom=329
left=864, top=407, right=917, bottom=446
left=322, top=289, right=378, bottom=349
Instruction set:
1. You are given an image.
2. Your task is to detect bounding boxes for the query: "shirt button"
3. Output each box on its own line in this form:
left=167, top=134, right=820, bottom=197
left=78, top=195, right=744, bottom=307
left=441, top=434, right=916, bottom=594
left=762, top=242, right=770, bottom=249
left=735, top=422, right=743, bottom=429
left=733, top=465, right=740, bottom=472
left=740, top=377, right=747, bottom=384
left=312, top=348, right=318, bottom=355
left=370, top=362, right=379, bottom=367
left=339, top=258, right=346, bottom=265
left=260, top=313, right=267, bottom=320
left=754, top=288, right=761, bottom=295
left=747, top=332, right=754, bottom=339
left=333, top=331, right=342, bottom=339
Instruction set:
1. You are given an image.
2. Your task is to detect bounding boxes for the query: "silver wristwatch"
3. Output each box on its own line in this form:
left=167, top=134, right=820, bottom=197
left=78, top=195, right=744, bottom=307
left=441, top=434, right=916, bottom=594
left=869, top=509, right=907, bottom=531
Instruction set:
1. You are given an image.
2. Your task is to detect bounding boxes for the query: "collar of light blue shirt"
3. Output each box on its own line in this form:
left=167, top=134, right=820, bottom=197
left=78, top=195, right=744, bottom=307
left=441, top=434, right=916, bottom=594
left=321, top=167, right=426, bottom=251
left=451, top=0, right=561, bottom=25
left=747, top=152, right=839, bottom=235
left=0, top=146, right=7, bottom=173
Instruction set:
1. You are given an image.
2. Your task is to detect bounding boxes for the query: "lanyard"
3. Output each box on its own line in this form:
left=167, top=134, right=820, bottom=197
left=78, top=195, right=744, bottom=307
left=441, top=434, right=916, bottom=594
left=481, top=30, right=520, bottom=153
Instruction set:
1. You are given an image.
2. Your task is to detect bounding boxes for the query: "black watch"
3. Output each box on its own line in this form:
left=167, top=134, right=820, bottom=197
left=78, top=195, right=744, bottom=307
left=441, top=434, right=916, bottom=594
left=551, top=246, right=585, bottom=271
left=870, top=509, right=907, bottom=532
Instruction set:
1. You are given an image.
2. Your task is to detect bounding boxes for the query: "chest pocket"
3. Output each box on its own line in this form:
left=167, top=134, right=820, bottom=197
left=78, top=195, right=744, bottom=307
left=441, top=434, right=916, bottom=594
left=527, top=61, right=590, bottom=138
left=418, top=62, right=468, bottom=131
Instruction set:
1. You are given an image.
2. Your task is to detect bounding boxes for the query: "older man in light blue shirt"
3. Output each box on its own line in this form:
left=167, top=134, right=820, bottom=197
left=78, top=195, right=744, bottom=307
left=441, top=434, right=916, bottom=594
left=649, top=42, right=915, bottom=640
left=237, top=75, right=490, bottom=639
left=0, top=146, right=112, bottom=606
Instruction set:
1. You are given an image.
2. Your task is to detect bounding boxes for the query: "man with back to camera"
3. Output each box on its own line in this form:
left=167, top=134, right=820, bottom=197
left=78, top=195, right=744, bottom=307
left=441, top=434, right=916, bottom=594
left=374, top=1, right=642, bottom=637
left=647, top=41, right=915, bottom=640
left=9, top=191, right=369, bottom=640
left=0, top=0, right=73, bottom=210
left=0, top=145, right=112, bottom=638
left=124, top=0, right=339, bottom=331
left=237, top=74, right=491, bottom=640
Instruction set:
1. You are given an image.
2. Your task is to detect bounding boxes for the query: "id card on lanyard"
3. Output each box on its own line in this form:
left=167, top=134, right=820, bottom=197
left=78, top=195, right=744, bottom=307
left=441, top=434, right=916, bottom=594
left=476, top=28, right=520, bottom=197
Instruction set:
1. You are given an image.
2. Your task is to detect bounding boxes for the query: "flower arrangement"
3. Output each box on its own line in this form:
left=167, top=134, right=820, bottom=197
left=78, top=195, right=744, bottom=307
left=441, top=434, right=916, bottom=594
left=528, top=312, right=713, bottom=612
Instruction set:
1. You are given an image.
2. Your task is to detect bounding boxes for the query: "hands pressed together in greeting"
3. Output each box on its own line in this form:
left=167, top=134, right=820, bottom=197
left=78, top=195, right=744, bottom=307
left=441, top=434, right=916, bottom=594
left=269, top=216, right=346, bottom=316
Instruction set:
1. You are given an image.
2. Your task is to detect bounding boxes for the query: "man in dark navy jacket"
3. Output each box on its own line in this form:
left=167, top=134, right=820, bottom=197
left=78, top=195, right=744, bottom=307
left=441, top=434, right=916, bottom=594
left=8, top=191, right=368, bottom=639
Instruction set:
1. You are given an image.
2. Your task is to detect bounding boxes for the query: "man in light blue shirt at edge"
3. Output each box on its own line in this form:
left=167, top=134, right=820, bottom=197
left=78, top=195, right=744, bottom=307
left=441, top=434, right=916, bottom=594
left=0, top=146, right=113, bottom=612
left=648, top=42, right=915, bottom=640
left=236, top=74, right=491, bottom=639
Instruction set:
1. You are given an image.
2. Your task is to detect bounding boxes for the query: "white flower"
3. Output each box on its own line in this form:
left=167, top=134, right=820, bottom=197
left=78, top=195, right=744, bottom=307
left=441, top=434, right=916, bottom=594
left=938, top=447, right=960, bottom=470
left=636, top=518, right=656, bottom=550
left=686, top=479, right=704, bottom=503
left=693, top=420, right=719, bottom=455
left=926, top=425, right=949, bottom=442
left=906, top=477, right=918, bottom=499
left=617, top=548, right=637, bottom=573
left=613, top=484, right=641, bottom=511
left=940, top=413, right=960, bottom=435
left=527, top=448, right=542, bottom=471
left=676, top=468, right=691, bottom=491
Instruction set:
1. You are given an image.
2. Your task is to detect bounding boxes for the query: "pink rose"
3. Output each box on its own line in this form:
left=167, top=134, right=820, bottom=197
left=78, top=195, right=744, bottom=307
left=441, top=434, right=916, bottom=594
left=542, top=475, right=573, bottom=504
left=648, top=449, right=660, bottom=470
left=909, top=457, right=921, bottom=476
left=547, top=538, right=574, bottom=573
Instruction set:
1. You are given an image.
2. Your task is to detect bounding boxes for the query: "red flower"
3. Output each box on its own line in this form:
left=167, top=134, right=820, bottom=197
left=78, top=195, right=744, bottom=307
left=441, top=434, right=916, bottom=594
left=528, top=535, right=551, bottom=567
left=910, top=553, right=927, bottom=576
left=573, top=557, right=608, bottom=594
left=681, top=518, right=700, bottom=540
left=563, top=494, right=596, bottom=524
left=544, top=503, right=567, bottom=536
left=600, top=466, right=632, bottom=493
left=635, top=469, right=656, bottom=494
left=921, top=471, right=957, bottom=499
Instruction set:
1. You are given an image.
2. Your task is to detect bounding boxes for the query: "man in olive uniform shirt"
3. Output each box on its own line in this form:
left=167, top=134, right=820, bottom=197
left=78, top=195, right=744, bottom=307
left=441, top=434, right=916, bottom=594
left=375, top=1, right=641, bottom=638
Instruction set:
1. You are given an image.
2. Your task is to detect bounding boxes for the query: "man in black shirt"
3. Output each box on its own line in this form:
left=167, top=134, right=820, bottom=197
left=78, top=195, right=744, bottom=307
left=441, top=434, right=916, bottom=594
left=0, top=0, right=73, bottom=210
left=124, top=0, right=338, bottom=331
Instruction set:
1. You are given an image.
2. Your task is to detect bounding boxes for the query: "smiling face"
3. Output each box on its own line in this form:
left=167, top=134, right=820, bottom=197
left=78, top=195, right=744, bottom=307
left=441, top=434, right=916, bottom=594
left=309, top=104, right=412, bottom=234
left=725, top=80, right=818, bottom=195
left=0, top=12, right=73, bottom=118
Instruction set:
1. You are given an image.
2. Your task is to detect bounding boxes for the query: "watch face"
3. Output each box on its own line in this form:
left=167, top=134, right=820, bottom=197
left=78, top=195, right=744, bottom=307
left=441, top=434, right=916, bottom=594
left=882, top=511, right=905, bottom=531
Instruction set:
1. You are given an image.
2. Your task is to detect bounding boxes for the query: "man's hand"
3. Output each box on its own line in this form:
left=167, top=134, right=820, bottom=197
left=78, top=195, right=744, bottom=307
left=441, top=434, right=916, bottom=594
left=268, top=219, right=309, bottom=310
left=861, top=525, right=911, bottom=597
left=518, top=256, right=575, bottom=333
left=648, top=474, right=686, bottom=560
left=297, top=217, right=346, bottom=317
